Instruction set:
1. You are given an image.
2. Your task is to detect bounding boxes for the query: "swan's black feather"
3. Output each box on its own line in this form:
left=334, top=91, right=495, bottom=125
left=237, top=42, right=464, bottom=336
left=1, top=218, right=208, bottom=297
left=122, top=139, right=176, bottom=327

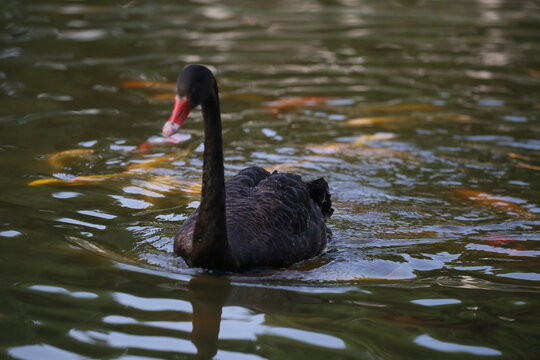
left=174, top=166, right=332, bottom=271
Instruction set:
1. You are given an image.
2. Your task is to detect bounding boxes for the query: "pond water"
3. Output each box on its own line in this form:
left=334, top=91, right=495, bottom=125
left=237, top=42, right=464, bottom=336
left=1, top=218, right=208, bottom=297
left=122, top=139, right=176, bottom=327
left=1, top=0, right=539, bottom=359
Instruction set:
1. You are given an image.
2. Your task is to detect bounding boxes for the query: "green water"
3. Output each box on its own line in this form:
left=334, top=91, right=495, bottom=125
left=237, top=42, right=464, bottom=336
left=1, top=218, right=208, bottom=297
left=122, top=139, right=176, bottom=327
left=1, top=0, right=539, bottom=359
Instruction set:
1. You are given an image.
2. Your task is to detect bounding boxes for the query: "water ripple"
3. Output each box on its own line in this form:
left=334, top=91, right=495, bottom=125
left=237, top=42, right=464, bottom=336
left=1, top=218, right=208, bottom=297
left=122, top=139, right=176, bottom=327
left=112, top=292, right=192, bottom=312
left=414, top=334, right=502, bottom=356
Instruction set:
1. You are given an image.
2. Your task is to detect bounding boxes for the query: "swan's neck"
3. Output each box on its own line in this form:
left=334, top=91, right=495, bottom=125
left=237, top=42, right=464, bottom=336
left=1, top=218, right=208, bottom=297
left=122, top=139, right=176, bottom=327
left=192, top=90, right=230, bottom=269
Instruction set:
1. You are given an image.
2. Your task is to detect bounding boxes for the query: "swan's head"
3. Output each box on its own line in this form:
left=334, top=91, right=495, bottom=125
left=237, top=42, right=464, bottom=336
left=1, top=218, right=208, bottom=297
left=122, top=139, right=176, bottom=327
left=162, top=64, right=217, bottom=136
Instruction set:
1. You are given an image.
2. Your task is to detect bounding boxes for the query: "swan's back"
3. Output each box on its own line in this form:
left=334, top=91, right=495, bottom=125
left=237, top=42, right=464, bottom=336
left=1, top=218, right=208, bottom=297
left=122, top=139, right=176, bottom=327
left=174, top=167, right=333, bottom=271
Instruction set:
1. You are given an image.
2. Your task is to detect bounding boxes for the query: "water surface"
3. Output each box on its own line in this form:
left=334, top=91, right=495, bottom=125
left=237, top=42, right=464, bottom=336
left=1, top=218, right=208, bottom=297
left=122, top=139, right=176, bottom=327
left=1, top=0, right=539, bottom=359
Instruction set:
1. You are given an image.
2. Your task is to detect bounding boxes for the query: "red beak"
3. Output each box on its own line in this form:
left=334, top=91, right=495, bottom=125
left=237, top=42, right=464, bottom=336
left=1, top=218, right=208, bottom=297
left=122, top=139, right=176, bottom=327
left=162, top=96, right=190, bottom=136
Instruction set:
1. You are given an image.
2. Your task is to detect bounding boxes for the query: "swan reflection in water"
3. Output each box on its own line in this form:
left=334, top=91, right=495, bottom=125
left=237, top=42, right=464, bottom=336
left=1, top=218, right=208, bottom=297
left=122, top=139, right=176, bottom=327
left=185, top=275, right=333, bottom=360
left=187, top=276, right=230, bottom=360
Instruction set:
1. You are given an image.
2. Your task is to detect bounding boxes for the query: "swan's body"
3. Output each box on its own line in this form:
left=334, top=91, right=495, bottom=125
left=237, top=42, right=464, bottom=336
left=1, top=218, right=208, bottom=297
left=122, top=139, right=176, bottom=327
left=162, top=64, right=333, bottom=272
left=176, top=167, right=332, bottom=271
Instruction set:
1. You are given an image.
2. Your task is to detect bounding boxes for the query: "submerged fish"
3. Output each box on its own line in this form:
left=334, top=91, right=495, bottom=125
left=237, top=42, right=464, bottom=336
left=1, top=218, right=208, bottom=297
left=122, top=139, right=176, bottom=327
left=48, top=148, right=95, bottom=168
left=120, top=80, right=177, bottom=90
left=30, top=148, right=192, bottom=187
left=28, top=172, right=130, bottom=186
left=451, top=189, right=535, bottom=219
left=267, top=96, right=335, bottom=112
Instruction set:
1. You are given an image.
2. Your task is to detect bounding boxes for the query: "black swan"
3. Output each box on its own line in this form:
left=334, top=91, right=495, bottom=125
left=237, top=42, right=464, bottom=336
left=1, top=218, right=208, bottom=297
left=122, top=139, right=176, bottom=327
left=162, top=64, right=333, bottom=272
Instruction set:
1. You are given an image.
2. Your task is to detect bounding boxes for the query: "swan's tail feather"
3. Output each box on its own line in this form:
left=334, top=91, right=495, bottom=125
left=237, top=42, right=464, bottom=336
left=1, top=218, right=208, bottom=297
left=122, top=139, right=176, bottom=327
left=308, top=178, right=333, bottom=220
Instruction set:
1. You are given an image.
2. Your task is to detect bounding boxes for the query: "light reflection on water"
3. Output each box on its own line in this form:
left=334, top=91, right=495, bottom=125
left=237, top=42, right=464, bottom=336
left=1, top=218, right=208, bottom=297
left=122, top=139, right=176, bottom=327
left=1, top=0, right=539, bottom=359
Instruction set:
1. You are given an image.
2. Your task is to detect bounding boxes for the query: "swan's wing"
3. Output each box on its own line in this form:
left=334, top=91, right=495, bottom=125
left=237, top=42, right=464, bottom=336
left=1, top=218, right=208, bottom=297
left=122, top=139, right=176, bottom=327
left=226, top=167, right=310, bottom=234
left=225, top=167, right=330, bottom=268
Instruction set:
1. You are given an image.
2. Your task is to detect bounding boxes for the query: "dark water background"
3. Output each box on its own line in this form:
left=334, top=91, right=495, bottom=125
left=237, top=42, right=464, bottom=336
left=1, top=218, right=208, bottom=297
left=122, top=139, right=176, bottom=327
left=1, top=0, right=539, bottom=359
